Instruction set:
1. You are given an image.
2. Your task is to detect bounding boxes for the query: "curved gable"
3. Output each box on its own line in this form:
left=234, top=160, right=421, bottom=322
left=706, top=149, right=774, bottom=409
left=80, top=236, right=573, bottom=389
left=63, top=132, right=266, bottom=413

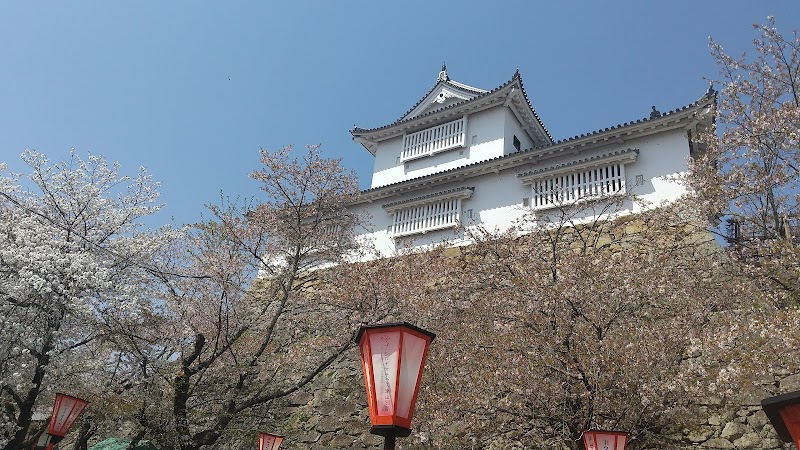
left=399, top=69, right=488, bottom=121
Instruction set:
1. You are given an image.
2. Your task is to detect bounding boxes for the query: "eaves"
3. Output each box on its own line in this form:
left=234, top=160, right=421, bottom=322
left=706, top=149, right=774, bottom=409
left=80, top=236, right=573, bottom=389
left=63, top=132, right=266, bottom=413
left=350, top=95, right=713, bottom=206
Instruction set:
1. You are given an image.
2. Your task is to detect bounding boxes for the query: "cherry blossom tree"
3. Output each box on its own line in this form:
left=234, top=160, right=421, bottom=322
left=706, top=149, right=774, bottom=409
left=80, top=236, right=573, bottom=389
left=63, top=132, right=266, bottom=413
left=103, top=145, right=389, bottom=450
left=0, top=150, right=173, bottom=450
left=688, top=17, right=800, bottom=300
left=678, top=18, right=800, bottom=423
left=401, top=199, right=757, bottom=450
left=396, top=21, right=800, bottom=448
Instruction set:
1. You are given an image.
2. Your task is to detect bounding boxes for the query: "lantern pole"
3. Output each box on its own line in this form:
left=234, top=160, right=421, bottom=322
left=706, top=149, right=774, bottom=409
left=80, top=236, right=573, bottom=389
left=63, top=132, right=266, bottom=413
left=383, top=433, right=396, bottom=450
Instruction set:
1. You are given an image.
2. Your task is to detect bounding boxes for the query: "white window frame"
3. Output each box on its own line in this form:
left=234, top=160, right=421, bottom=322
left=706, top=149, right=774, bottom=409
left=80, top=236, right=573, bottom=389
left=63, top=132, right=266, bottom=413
left=518, top=150, right=638, bottom=210
left=400, top=116, right=467, bottom=162
left=383, top=188, right=474, bottom=237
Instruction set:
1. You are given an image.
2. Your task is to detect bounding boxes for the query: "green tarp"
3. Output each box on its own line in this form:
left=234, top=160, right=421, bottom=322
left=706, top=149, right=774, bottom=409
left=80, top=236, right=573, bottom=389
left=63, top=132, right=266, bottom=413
left=87, top=437, right=158, bottom=450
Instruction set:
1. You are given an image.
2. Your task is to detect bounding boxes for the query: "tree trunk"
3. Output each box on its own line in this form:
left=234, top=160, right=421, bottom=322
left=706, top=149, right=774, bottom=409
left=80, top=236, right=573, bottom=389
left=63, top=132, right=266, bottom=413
left=71, top=416, right=95, bottom=450
left=4, top=325, right=56, bottom=450
left=173, top=370, right=191, bottom=450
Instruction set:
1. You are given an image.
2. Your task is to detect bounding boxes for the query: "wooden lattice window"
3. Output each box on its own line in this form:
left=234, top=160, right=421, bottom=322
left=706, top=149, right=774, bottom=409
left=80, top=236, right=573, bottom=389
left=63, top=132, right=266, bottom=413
left=530, top=163, right=626, bottom=209
left=518, top=150, right=639, bottom=210
left=383, top=188, right=474, bottom=237
left=401, top=116, right=466, bottom=162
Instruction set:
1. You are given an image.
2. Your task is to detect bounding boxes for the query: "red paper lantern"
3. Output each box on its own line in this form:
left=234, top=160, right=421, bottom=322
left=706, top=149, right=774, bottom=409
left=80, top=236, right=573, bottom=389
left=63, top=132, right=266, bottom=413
left=258, top=432, right=284, bottom=450
left=762, top=390, right=800, bottom=448
left=582, top=430, right=628, bottom=450
left=356, top=322, right=435, bottom=439
left=47, top=393, right=89, bottom=438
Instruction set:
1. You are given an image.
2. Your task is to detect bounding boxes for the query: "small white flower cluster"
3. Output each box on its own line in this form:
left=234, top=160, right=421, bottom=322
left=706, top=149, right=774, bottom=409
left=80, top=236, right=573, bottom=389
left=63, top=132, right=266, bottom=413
left=0, top=149, right=173, bottom=446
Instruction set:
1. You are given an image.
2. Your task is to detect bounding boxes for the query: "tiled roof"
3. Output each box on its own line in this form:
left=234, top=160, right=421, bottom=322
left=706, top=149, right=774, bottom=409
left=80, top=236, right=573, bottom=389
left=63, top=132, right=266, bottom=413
left=382, top=186, right=475, bottom=209
left=547, top=88, right=716, bottom=146
left=357, top=88, right=715, bottom=197
left=447, top=79, right=487, bottom=93
left=351, top=79, right=503, bottom=134
left=352, top=71, right=551, bottom=142
left=517, top=148, right=639, bottom=179
left=513, top=70, right=554, bottom=143
left=391, top=78, right=487, bottom=124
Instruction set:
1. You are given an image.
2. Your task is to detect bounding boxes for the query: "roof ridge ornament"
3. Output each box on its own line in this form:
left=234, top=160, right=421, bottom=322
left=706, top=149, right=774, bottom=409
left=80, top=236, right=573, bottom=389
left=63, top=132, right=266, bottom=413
left=705, top=80, right=716, bottom=97
left=437, top=63, right=449, bottom=82
left=650, top=106, right=662, bottom=119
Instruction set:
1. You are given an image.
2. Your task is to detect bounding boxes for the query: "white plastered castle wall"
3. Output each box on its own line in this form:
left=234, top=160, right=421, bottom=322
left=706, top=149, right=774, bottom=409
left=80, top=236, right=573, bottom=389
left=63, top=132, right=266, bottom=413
left=370, top=107, right=507, bottom=189
left=503, top=107, right=535, bottom=155
left=624, top=128, right=691, bottom=209
left=351, top=127, right=691, bottom=258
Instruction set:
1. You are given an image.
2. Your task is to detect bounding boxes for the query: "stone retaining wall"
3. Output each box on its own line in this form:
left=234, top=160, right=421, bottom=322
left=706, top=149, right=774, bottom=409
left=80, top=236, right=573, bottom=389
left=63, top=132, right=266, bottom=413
left=270, top=217, right=795, bottom=449
left=677, top=370, right=800, bottom=449
left=272, top=350, right=798, bottom=449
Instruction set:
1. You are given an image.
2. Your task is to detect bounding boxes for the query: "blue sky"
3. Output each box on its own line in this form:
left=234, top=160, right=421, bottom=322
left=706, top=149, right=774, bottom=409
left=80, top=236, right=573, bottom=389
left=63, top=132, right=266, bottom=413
left=1, top=1, right=798, bottom=226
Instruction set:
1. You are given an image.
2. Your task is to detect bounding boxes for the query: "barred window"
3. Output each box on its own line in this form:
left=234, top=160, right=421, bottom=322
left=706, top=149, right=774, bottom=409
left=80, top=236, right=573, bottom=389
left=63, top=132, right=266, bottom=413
left=518, top=149, right=638, bottom=210
left=383, top=188, right=474, bottom=237
left=401, top=117, right=466, bottom=162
